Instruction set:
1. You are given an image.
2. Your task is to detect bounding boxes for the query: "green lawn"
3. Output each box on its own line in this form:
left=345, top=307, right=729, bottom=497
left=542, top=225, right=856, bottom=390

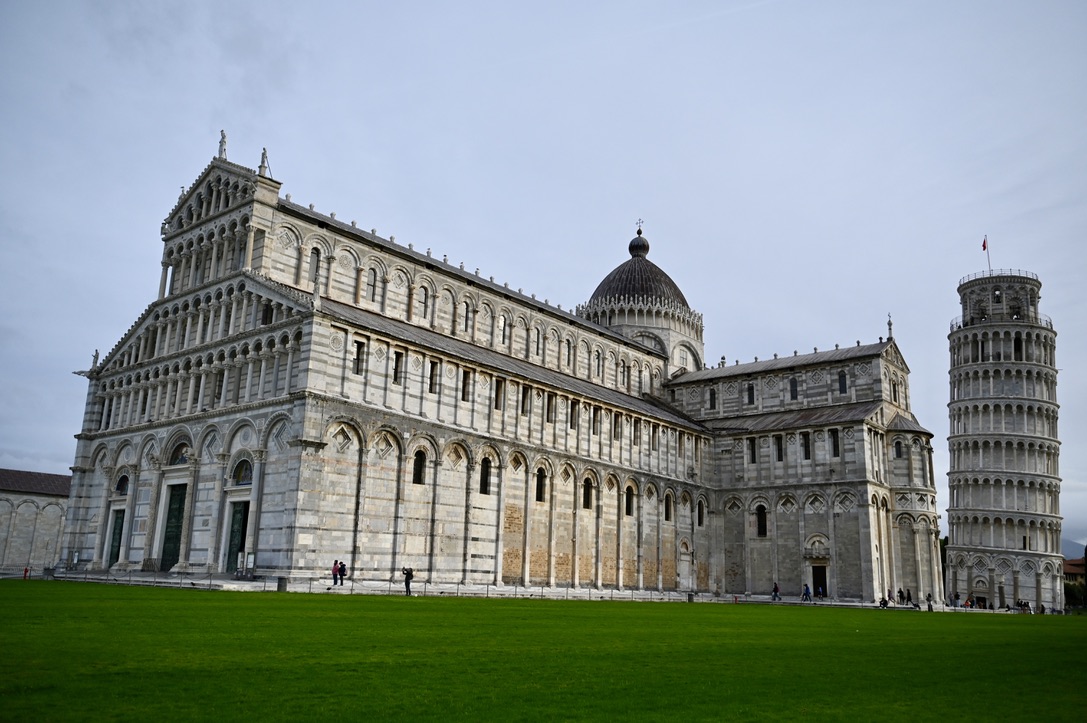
left=2, top=581, right=1082, bottom=721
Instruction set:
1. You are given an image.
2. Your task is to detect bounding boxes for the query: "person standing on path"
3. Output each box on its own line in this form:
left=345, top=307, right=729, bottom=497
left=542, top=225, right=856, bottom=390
left=402, top=567, right=414, bottom=596
left=339, top=561, right=347, bottom=586
left=772, top=582, right=780, bottom=601
left=332, top=560, right=340, bottom=586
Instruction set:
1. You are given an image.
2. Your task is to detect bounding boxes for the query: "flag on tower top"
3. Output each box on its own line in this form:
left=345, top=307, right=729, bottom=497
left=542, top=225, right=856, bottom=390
left=982, top=235, right=987, bottom=251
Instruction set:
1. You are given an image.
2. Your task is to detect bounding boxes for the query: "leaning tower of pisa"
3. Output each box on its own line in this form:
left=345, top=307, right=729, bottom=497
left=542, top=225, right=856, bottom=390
left=946, top=270, right=1063, bottom=611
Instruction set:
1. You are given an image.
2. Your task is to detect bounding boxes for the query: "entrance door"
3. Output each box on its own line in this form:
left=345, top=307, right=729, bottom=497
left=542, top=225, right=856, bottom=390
left=678, top=544, right=692, bottom=591
left=811, top=565, right=828, bottom=599
left=160, top=485, right=187, bottom=572
left=225, top=501, right=250, bottom=573
left=108, top=509, right=125, bottom=567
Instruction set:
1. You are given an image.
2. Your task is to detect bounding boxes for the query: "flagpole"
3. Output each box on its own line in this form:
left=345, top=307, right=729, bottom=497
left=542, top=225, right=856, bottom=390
left=984, top=235, right=991, bottom=272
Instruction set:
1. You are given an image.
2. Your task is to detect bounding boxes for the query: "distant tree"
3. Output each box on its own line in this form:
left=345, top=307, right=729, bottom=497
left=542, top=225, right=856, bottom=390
left=1064, top=581, right=1084, bottom=609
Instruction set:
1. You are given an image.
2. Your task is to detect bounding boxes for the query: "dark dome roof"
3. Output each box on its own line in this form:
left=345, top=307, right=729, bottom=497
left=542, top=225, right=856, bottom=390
left=588, top=229, right=690, bottom=309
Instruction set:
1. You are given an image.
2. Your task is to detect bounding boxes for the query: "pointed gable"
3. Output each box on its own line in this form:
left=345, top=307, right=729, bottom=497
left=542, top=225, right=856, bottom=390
left=162, top=157, right=260, bottom=237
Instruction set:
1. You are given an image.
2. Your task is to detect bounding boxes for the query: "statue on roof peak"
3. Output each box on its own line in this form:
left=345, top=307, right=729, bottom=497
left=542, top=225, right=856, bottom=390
left=218, top=130, right=227, bottom=159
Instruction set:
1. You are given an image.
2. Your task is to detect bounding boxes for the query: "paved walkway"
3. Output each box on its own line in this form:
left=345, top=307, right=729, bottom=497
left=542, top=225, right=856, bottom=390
left=24, top=567, right=955, bottom=609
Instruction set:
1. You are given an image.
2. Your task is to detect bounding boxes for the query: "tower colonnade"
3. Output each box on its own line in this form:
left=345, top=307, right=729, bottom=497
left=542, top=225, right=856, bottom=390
left=945, top=269, right=1063, bottom=610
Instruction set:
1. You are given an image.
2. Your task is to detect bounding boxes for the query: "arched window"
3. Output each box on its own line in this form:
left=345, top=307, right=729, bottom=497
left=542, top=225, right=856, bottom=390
left=309, top=248, right=321, bottom=286
left=838, top=371, right=847, bottom=395
left=756, top=504, right=768, bottom=537
left=625, top=487, right=634, bottom=516
left=709, top=389, right=717, bottom=410
left=789, top=377, right=798, bottom=401
left=665, top=493, right=673, bottom=522
left=416, top=286, right=429, bottom=320
left=697, top=500, right=704, bottom=527
left=479, top=458, right=491, bottom=495
left=565, top=339, right=573, bottom=367
left=115, top=475, right=129, bottom=496
left=892, top=381, right=900, bottom=404
left=746, top=383, right=755, bottom=405
left=894, top=440, right=903, bottom=458
left=412, top=450, right=427, bottom=485
left=498, top=315, right=508, bottom=345
left=535, top=468, right=546, bottom=502
left=232, top=459, right=253, bottom=486
left=462, top=301, right=473, bottom=332
left=594, top=351, right=603, bottom=378
left=365, top=269, right=378, bottom=302
left=582, top=479, right=593, bottom=510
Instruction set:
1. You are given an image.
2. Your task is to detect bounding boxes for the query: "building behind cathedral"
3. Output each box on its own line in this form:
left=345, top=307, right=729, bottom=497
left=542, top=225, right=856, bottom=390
left=62, top=143, right=943, bottom=602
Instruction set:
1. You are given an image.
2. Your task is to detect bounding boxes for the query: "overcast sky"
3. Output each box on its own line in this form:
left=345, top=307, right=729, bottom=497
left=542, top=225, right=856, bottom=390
left=1, top=1, right=1084, bottom=548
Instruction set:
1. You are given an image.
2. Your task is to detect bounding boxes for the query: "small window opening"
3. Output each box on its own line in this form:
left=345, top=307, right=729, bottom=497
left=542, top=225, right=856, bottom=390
left=479, top=458, right=491, bottom=495
left=412, top=450, right=427, bottom=485
left=535, top=468, right=546, bottom=502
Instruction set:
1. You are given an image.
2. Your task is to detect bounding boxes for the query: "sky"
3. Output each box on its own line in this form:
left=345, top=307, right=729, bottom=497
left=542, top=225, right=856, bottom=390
left=1, top=1, right=1084, bottom=549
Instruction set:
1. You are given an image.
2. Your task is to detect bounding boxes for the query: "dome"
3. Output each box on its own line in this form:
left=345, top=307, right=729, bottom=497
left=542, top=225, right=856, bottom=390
left=588, top=229, right=690, bottom=309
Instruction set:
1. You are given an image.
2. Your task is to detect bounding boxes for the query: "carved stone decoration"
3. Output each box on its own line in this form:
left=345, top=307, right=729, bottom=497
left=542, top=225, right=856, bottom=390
left=724, top=382, right=736, bottom=395
left=765, top=377, right=777, bottom=389
left=412, top=356, right=422, bottom=370
left=375, top=347, right=386, bottom=361
left=810, top=370, right=823, bottom=383
left=844, top=428, right=855, bottom=440
left=330, top=335, right=343, bottom=351
left=858, top=362, right=871, bottom=376
left=814, top=430, right=825, bottom=441
left=337, top=254, right=352, bottom=270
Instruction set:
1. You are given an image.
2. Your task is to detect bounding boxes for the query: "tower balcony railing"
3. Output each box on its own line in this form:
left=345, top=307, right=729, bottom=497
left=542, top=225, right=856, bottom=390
left=958, top=268, right=1040, bottom=285
left=950, top=312, right=1052, bottom=331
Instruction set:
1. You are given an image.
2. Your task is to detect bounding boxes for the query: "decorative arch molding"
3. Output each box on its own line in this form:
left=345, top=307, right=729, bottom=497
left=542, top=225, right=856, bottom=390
left=404, top=433, right=440, bottom=460
left=442, top=440, right=474, bottom=470
left=367, top=428, right=404, bottom=461
left=224, top=418, right=261, bottom=452
left=334, top=245, right=362, bottom=271
left=324, top=417, right=365, bottom=455
left=259, top=413, right=294, bottom=451
left=302, top=233, right=332, bottom=256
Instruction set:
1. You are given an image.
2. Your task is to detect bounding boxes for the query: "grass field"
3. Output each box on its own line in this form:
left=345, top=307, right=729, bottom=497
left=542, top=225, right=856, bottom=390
left=2, top=581, right=1083, bottom=721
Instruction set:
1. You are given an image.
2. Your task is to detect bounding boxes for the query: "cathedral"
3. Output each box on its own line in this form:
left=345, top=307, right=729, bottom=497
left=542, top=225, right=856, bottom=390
left=62, top=141, right=943, bottom=602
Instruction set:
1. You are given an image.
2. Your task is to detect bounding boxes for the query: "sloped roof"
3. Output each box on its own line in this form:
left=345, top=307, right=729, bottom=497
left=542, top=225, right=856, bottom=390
left=887, top=412, right=932, bottom=435
left=704, top=401, right=883, bottom=434
left=0, top=469, right=71, bottom=497
left=320, top=298, right=705, bottom=432
left=676, top=340, right=894, bottom=383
